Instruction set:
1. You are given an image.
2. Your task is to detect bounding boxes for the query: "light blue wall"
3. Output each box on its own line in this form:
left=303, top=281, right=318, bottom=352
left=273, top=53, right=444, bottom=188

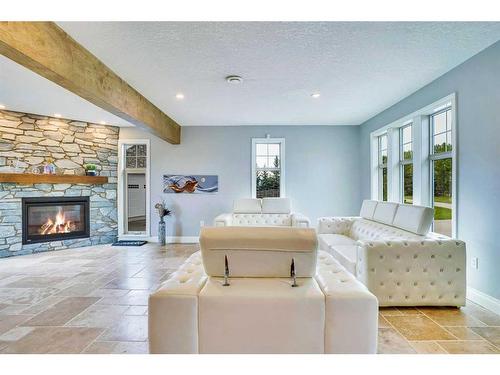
left=120, top=125, right=361, bottom=238
left=359, top=41, right=500, bottom=300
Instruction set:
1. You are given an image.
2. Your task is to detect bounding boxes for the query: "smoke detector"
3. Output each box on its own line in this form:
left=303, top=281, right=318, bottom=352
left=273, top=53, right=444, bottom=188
left=226, top=75, right=243, bottom=84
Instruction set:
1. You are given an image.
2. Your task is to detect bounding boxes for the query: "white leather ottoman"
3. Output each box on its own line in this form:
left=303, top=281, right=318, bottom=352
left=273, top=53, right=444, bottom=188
left=199, top=277, right=325, bottom=353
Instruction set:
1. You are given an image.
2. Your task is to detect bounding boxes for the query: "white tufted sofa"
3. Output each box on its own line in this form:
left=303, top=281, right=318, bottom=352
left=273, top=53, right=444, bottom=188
left=149, top=226, right=378, bottom=354
left=317, top=200, right=466, bottom=307
left=214, top=198, right=310, bottom=228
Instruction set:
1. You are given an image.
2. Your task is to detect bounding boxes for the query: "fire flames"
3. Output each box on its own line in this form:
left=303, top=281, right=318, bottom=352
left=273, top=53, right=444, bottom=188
left=39, top=209, right=76, bottom=235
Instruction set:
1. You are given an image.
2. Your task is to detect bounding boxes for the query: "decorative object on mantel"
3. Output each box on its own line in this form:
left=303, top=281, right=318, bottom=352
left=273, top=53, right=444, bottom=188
left=43, top=158, right=56, bottom=175
left=154, top=200, right=172, bottom=246
left=84, top=163, right=98, bottom=176
left=9, top=158, right=23, bottom=173
left=163, top=175, right=218, bottom=194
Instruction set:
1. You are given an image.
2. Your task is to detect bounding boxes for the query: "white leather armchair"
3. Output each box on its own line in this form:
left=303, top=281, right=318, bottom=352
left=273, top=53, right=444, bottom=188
left=214, top=198, right=310, bottom=228
left=317, top=200, right=466, bottom=307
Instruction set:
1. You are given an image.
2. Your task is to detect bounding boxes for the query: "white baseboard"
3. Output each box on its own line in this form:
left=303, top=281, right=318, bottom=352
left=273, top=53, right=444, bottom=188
left=467, top=286, right=500, bottom=315
left=147, top=236, right=199, bottom=244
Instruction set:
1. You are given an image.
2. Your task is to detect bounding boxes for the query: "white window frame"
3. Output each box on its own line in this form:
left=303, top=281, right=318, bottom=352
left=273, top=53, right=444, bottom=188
left=370, top=93, right=458, bottom=237
left=377, top=133, right=388, bottom=201
left=399, top=123, right=413, bottom=204
left=429, top=107, right=455, bottom=236
left=117, top=139, right=151, bottom=239
left=251, top=137, right=285, bottom=199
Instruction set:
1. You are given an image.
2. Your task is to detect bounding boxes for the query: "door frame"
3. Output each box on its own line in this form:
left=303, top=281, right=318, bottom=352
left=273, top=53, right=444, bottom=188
left=117, top=139, right=151, bottom=239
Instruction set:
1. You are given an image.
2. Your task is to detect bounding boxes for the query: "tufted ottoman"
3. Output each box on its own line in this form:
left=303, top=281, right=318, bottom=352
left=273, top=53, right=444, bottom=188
left=148, top=227, right=378, bottom=354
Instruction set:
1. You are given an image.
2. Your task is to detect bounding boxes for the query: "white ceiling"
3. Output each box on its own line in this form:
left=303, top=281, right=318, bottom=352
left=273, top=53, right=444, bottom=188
left=0, top=54, right=133, bottom=127
left=2, top=22, right=500, bottom=127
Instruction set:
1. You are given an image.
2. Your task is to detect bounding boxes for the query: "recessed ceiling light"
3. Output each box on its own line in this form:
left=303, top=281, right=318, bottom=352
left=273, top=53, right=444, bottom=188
left=226, top=75, right=243, bottom=84
left=176, top=93, right=185, bottom=100
left=53, top=113, right=62, bottom=118
left=0, top=104, right=5, bottom=110
left=311, top=93, right=321, bottom=98
left=100, top=120, right=107, bottom=125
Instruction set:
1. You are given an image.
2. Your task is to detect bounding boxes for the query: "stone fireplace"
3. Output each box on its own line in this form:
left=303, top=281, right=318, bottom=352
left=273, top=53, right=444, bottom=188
left=22, top=196, right=90, bottom=245
left=0, top=109, right=119, bottom=257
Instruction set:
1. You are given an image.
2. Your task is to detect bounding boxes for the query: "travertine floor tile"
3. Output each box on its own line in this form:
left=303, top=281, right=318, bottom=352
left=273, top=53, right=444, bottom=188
left=385, top=315, right=455, bottom=341
left=419, top=307, right=487, bottom=327
left=4, top=276, right=67, bottom=288
left=378, top=315, right=391, bottom=328
left=0, top=314, right=32, bottom=335
left=0, top=287, right=58, bottom=305
left=379, top=307, right=403, bottom=316
left=56, top=283, right=99, bottom=297
left=1, top=327, right=103, bottom=354
left=470, top=327, right=500, bottom=347
left=22, top=297, right=99, bottom=326
left=124, top=306, right=148, bottom=316
left=97, top=315, right=148, bottom=342
left=445, top=326, right=484, bottom=340
left=66, top=304, right=129, bottom=328
left=437, top=340, right=500, bottom=354
left=0, top=326, right=35, bottom=341
left=378, top=328, right=416, bottom=354
left=462, top=304, right=500, bottom=326
left=0, top=243, right=498, bottom=354
left=409, top=341, right=447, bottom=354
left=83, top=341, right=148, bottom=354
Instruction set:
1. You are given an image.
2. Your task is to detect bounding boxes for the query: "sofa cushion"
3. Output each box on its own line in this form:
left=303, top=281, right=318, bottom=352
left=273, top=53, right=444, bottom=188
left=359, top=200, right=378, bottom=220
left=328, top=245, right=357, bottom=275
left=349, top=218, right=422, bottom=241
left=393, top=204, right=434, bottom=235
left=233, top=198, right=261, bottom=213
left=318, top=234, right=356, bottom=249
left=232, top=213, right=292, bottom=226
left=372, top=202, right=398, bottom=225
left=199, top=226, right=317, bottom=277
left=262, top=198, right=291, bottom=214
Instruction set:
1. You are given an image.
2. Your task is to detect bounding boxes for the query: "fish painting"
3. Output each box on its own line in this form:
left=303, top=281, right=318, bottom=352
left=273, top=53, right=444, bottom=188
left=163, top=175, right=218, bottom=194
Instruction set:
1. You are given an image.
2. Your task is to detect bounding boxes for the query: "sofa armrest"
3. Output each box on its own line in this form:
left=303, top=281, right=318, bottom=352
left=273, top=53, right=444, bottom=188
left=317, top=217, right=358, bottom=235
left=291, top=212, right=310, bottom=228
left=356, top=239, right=466, bottom=307
left=315, top=251, right=378, bottom=353
left=214, top=213, right=232, bottom=227
left=149, top=252, right=207, bottom=353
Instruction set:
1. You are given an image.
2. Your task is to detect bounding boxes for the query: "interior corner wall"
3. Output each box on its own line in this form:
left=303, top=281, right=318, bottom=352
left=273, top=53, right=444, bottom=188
left=359, top=41, right=500, bottom=301
left=119, top=125, right=361, bottom=238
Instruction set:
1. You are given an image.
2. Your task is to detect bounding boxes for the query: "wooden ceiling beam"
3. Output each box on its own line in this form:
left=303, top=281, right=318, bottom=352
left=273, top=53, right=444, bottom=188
left=0, top=22, right=181, bottom=144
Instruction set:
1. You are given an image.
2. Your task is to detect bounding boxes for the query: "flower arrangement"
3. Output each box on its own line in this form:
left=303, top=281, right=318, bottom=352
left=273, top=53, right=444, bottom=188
left=155, top=201, right=172, bottom=221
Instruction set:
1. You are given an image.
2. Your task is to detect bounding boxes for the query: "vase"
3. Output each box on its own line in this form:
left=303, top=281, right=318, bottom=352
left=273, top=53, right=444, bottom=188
left=158, top=219, right=166, bottom=246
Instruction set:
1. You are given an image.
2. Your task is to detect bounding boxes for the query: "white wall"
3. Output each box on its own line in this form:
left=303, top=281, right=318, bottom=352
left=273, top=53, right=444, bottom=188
left=120, top=125, right=361, bottom=237
left=359, top=41, right=500, bottom=301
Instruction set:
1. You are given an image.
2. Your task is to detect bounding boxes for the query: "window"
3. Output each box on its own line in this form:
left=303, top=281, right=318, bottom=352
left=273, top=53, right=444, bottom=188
left=125, top=144, right=147, bottom=168
left=252, top=138, right=285, bottom=198
left=370, top=93, right=456, bottom=237
left=400, top=124, right=413, bottom=204
left=430, top=108, right=453, bottom=237
left=377, top=134, right=388, bottom=201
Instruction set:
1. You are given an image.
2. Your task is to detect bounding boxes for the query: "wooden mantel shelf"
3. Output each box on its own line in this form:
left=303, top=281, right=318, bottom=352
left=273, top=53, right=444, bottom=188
left=0, top=173, right=108, bottom=185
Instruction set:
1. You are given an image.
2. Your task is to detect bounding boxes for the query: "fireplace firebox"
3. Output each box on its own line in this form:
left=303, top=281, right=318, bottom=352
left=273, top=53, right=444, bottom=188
left=22, top=196, right=90, bottom=245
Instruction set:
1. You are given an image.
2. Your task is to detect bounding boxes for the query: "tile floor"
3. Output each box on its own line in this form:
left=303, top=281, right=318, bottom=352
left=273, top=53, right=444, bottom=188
left=0, top=243, right=499, bottom=354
